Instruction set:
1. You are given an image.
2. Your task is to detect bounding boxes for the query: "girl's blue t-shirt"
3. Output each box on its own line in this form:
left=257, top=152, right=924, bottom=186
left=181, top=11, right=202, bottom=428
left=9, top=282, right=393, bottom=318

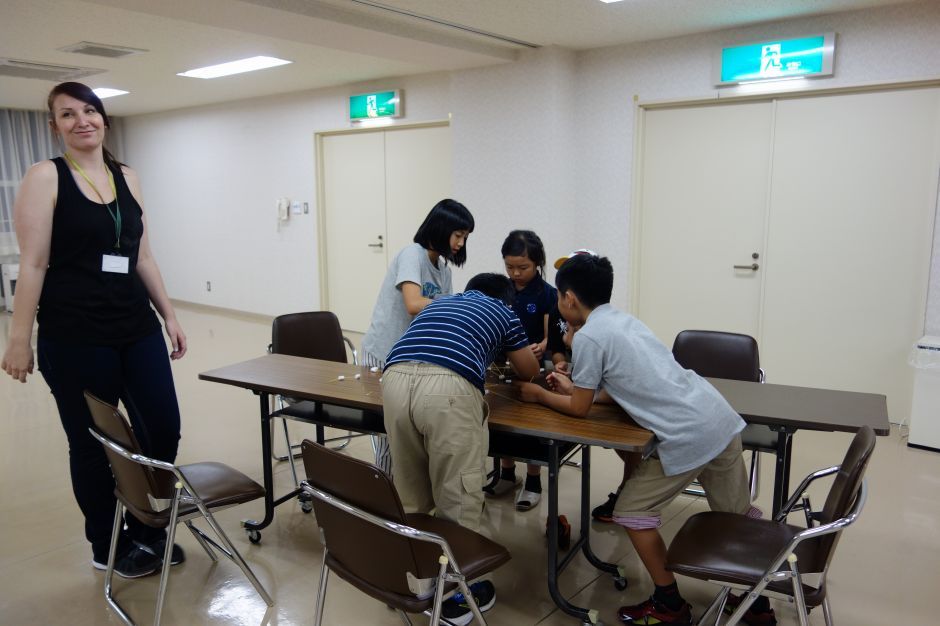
left=511, top=274, right=557, bottom=344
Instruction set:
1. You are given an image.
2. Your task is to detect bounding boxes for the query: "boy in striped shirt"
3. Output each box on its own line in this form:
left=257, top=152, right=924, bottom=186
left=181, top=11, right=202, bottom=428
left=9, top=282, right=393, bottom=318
left=382, top=273, right=539, bottom=623
left=383, top=273, right=540, bottom=532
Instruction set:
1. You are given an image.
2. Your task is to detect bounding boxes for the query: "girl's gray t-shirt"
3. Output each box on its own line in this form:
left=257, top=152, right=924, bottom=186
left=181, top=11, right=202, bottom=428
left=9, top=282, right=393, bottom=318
left=571, top=304, right=745, bottom=476
left=361, top=243, right=452, bottom=364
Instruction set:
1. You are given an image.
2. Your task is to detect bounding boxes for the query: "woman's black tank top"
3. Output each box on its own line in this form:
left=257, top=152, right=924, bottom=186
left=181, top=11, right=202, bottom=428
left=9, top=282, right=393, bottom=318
left=36, top=157, right=159, bottom=346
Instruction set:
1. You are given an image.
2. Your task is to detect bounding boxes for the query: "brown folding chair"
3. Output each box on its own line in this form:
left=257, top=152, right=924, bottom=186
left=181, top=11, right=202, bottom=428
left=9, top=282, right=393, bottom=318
left=673, top=329, right=776, bottom=501
left=666, top=425, right=875, bottom=626
left=300, top=439, right=511, bottom=625
left=269, top=311, right=379, bottom=505
left=84, top=392, right=274, bottom=626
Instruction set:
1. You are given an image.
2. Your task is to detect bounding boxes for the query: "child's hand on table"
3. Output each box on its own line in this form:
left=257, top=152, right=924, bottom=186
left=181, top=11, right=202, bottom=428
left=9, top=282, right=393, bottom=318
left=546, top=371, right=574, bottom=395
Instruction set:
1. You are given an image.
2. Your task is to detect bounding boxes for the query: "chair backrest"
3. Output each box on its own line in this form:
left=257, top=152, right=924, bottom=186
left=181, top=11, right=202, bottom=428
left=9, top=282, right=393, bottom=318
left=301, top=440, right=440, bottom=597
left=672, top=330, right=762, bottom=382
left=805, top=425, right=875, bottom=573
left=84, top=392, right=175, bottom=525
left=272, top=312, right=348, bottom=363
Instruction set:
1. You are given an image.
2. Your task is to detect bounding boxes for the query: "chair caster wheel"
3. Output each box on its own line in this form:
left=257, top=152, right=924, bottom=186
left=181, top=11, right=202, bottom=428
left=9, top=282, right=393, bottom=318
left=247, top=529, right=261, bottom=544
left=300, top=499, right=313, bottom=514
left=613, top=576, right=628, bottom=591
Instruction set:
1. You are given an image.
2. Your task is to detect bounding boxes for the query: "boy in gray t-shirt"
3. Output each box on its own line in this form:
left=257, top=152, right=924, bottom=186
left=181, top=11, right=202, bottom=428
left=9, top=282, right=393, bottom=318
left=518, top=253, right=764, bottom=626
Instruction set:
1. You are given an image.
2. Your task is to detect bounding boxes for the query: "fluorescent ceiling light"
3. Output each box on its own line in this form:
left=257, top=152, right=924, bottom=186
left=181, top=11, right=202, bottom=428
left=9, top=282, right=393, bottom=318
left=177, top=56, right=291, bottom=79
left=92, top=88, right=128, bottom=99
left=598, top=0, right=626, bottom=3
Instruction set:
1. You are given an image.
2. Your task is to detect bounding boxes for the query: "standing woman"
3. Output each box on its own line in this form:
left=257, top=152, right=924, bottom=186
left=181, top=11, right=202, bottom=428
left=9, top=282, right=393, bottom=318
left=1, top=82, right=186, bottom=578
left=360, top=199, right=474, bottom=474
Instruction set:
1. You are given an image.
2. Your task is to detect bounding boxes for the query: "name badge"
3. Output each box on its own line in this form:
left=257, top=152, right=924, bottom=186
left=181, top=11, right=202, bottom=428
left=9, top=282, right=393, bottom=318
left=102, top=254, right=129, bottom=274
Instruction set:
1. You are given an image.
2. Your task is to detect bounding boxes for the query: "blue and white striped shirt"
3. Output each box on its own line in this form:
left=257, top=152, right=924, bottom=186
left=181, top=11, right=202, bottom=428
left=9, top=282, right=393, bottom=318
left=385, top=291, right=529, bottom=392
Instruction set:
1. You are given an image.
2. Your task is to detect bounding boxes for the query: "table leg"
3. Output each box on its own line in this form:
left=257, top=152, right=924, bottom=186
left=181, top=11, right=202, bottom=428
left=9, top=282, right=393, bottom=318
left=546, top=442, right=601, bottom=624
left=771, top=427, right=795, bottom=517
left=244, top=392, right=302, bottom=536
left=577, top=447, right=627, bottom=588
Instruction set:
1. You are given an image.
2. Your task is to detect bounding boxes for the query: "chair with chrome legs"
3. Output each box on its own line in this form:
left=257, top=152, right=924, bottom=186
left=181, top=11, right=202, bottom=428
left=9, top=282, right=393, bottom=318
left=84, top=392, right=274, bottom=626
left=269, top=311, right=380, bottom=503
left=672, top=329, right=777, bottom=502
left=666, top=425, right=875, bottom=626
left=300, top=439, right=511, bottom=625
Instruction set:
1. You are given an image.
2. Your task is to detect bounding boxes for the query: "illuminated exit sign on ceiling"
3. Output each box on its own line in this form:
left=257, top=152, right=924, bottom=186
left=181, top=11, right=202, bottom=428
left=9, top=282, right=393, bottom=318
left=716, top=33, right=835, bottom=85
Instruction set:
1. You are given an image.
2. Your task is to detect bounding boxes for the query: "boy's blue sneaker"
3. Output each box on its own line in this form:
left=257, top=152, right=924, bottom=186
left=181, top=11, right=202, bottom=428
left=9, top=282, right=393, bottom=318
left=440, top=580, right=495, bottom=625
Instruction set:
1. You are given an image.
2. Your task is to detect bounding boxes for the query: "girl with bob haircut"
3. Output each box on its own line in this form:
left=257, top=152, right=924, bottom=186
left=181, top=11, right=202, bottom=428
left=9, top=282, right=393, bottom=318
left=360, top=198, right=474, bottom=474
left=1, top=82, right=186, bottom=579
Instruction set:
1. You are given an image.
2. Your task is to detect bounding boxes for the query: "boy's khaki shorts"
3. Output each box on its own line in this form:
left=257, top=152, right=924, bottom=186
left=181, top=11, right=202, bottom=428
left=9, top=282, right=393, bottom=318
left=612, top=434, right=750, bottom=528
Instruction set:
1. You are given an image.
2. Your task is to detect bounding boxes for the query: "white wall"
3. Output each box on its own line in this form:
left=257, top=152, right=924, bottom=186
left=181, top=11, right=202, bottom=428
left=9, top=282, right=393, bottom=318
left=124, top=72, right=452, bottom=316
left=124, top=0, right=940, bottom=333
left=572, top=0, right=940, bottom=322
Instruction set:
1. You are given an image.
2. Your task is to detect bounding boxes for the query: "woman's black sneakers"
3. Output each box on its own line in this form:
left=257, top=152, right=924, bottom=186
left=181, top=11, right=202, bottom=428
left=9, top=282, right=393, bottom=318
left=92, top=544, right=161, bottom=579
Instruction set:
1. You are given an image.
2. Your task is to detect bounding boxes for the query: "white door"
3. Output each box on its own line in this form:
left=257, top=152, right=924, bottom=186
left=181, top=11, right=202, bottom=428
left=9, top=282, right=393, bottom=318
left=761, top=88, right=940, bottom=421
left=384, top=125, right=453, bottom=257
left=321, top=131, right=387, bottom=333
left=635, top=87, right=940, bottom=422
left=320, top=124, right=452, bottom=334
left=637, top=101, right=774, bottom=343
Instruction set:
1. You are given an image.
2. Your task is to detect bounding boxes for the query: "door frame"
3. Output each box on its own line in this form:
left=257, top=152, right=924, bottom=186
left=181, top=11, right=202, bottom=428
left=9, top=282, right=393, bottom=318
left=629, top=77, right=940, bottom=326
left=314, top=120, right=450, bottom=311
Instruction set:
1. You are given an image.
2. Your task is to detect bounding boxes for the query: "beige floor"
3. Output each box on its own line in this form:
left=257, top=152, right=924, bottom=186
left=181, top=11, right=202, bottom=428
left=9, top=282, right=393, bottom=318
left=1, top=303, right=938, bottom=626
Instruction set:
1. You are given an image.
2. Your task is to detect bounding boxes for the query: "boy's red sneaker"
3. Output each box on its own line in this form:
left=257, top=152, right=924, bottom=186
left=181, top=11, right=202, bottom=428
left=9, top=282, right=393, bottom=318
left=617, top=596, right=692, bottom=624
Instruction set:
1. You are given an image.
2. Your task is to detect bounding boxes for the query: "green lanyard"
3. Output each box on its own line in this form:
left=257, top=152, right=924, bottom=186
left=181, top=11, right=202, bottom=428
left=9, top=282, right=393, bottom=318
left=64, top=152, right=122, bottom=250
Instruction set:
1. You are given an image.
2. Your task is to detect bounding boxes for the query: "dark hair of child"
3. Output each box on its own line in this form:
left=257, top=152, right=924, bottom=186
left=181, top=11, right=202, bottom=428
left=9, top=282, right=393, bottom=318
left=555, top=254, right=614, bottom=309
left=413, top=199, right=474, bottom=266
left=500, top=230, right=546, bottom=275
left=465, top=273, right=515, bottom=306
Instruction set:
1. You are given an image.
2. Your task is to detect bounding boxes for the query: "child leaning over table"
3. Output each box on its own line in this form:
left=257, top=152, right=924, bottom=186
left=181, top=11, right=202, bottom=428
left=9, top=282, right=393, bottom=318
left=382, top=273, right=540, bottom=625
left=516, top=253, right=771, bottom=626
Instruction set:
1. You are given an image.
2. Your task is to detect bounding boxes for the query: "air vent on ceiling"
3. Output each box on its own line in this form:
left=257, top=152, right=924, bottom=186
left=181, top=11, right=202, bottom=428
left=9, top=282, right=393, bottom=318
left=0, top=58, right=104, bottom=82
left=59, top=41, right=148, bottom=59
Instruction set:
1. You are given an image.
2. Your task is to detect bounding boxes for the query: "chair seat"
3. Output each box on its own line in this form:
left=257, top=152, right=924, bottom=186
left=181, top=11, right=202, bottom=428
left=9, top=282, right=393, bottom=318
left=120, top=462, right=264, bottom=528
left=742, top=423, right=779, bottom=451
left=666, top=511, right=823, bottom=602
left=326, top=512, right=511, bottom=614
left=273, top=400, right=386, bottom=434
left=487, top=430, right=578, bottom=465
left=406, top=513, right=512, bottom=579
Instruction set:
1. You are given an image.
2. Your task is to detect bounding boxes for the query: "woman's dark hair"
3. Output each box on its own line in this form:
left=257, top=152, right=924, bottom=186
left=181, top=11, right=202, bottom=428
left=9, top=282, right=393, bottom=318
left=465, top=273, right=514, bottom=306
left=555, top=254, right=613, bottom=309
left=500, top=230, right=547, bottom=275
left=47, top=81, right=123, bottom=171
left=413, top=199, right=474, bottom=267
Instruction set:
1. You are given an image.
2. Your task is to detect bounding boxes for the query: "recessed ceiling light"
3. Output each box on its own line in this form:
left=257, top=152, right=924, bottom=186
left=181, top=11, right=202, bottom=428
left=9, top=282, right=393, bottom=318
left=177, top=56, right=292, bottom=79
left=92, top=88, right=129, bottom=99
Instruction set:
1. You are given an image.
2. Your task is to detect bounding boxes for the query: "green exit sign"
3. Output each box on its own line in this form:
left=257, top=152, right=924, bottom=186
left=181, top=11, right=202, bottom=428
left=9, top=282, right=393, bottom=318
left=349, top=90, right=402, bottom=121
left=716, top=33, right=835, bottom=85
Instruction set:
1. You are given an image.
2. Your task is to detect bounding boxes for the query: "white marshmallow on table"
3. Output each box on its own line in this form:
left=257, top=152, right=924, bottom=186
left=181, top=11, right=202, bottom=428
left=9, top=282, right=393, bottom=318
left=337, top=375, right=345, bottom=381
left=354, top=373, right=361, bottom=380
left=370, top=366, right=379, bottom=373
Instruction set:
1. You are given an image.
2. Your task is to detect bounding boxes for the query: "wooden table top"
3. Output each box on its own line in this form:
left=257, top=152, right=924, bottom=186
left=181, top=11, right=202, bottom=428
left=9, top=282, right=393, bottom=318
left=199, top=354, right=655, bottom=453
left=199, top=355, right=891, bottom=457
left=706, top=377, right=890, bottom=435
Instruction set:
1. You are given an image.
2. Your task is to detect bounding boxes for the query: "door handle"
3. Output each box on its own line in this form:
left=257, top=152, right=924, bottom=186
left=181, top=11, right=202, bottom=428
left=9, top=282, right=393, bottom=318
left=368, top=235, right=384, bottom=248
left=733, top=263, right=759, bottom=271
